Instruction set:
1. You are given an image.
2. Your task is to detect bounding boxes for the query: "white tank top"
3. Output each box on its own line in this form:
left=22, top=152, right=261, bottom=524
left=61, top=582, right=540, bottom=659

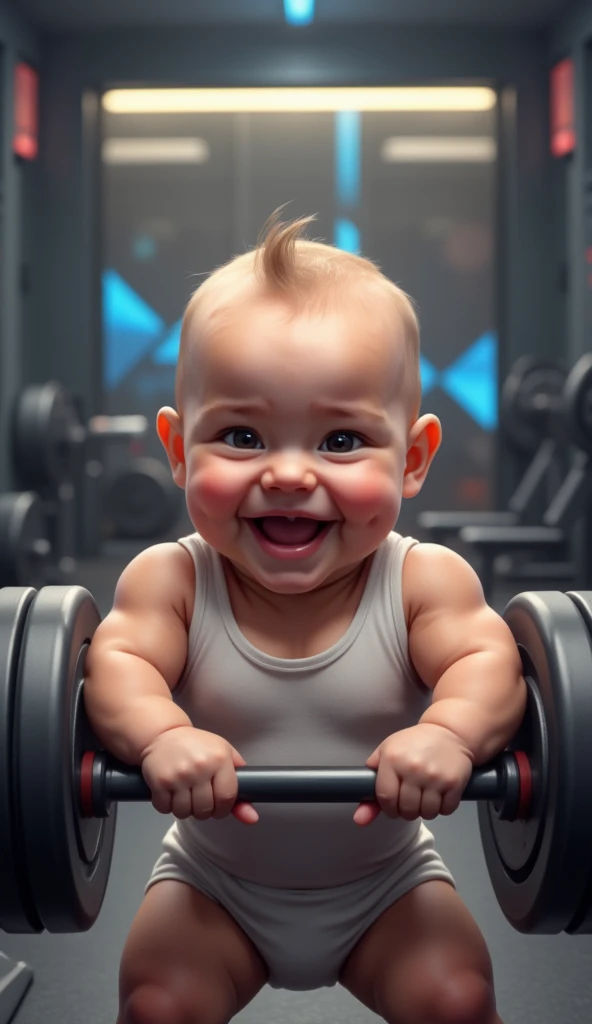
left=169, top=531, right=432, bottom=888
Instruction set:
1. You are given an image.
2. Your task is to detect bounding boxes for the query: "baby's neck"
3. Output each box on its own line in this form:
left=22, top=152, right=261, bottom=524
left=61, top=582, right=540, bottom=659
left=222, top=554, right=373, bottom=622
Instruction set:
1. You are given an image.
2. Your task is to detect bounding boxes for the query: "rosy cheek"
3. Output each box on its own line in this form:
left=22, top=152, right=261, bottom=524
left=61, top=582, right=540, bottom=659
left=335, top=464, right=398, bottom=519
left=190, top=458, right=247, bottom=517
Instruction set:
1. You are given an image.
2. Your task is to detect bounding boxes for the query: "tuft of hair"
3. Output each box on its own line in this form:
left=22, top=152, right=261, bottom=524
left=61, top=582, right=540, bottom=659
left=176, top=207, right=421, bottom=416
left=253, top=207, right=321, bottom=293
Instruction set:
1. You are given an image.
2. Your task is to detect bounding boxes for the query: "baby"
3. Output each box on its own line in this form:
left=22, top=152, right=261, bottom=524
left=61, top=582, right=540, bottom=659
left=84, top=212, right=526, bottom=1024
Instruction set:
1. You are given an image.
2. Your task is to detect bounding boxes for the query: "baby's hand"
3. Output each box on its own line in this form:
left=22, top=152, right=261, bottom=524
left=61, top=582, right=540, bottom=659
left=353, top=724, right=473, bottom=826
left=141, top=726, right=259, bottom=825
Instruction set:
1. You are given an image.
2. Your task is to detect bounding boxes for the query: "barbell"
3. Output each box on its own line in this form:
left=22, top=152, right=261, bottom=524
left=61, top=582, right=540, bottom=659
left=2, top=584, right=592, bottom=937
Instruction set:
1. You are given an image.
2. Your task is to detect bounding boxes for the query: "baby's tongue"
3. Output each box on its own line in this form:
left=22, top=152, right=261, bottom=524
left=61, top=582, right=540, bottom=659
left=259, top=516, right=321, bottom=545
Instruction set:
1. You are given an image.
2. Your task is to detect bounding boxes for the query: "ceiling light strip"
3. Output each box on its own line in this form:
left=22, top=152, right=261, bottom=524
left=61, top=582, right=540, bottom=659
left=102, top=87, right=496, bottom=115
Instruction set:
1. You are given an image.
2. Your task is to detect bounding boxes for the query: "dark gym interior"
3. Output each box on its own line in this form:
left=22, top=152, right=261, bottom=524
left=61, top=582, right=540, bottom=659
left=2, top=0, right=592, bottom=1021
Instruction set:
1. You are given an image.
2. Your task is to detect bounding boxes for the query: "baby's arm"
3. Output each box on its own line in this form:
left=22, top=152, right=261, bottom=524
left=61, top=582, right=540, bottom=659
left=404, top=544, right=527, bottom=763
left=83, top=543, right=195, bottom=764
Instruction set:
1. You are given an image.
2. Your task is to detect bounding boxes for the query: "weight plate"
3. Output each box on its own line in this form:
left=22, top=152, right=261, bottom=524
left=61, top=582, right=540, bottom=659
left=562, top=353, right=592, bottom=455
left=0, top=492, right=51, bottom=588
left=563, top=590, right=592, bottom=934
left=13, top=382, right=85, bottom=491
left=479, top=591, right=592, bottom=933
left=0, top=587, right=43, bottom=933
left=104, top=457, right=180, bottom=539
left=500, top=358, right=566, bottom=455
left=479, top=675, right=548, bottom=873
left=15, top=586, right=117, bottom=932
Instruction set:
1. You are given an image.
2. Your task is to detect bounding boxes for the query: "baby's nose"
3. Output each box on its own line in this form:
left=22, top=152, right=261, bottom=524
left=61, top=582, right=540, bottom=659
left=260, top=451, right=317, bottom=490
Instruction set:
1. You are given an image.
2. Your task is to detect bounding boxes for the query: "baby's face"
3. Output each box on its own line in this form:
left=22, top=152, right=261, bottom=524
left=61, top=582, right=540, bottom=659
left=175, top=296, right=429, bottom=594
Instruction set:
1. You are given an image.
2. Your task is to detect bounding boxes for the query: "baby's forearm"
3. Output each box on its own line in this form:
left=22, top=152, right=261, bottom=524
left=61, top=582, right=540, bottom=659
left=418, top=650, right=527, bottom=764
left=84, top=649, right=192, bottom=764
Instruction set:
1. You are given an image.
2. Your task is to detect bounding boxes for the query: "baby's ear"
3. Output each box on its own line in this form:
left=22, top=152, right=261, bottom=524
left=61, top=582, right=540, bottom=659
left=402, top=414, right=442, bottom=499
left=157, top=407, right=186, bottom=488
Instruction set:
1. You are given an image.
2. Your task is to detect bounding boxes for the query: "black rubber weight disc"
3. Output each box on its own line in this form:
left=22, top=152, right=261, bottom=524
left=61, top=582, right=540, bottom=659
left=0, top=587, right=43, bottom=932
left=500, top=357, right=567, bottom=455
left=479, top=591, right=592, bottom=933
left=563, top=353, right=592, bottom=455
left=15, top=586, right=118, bottom=932
left=105, top=457, right=179, bottom=539
left=0, top=492, right=51, bottom=588
left=562, top=590, right=592, bottom=934
left=13, top=381, right=82, bottom=490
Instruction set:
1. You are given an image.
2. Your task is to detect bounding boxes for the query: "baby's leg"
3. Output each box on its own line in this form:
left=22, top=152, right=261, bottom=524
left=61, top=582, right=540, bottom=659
left=117, top=880, right=268, bottom=1024
left=339, top=880, right=502, bottom=1024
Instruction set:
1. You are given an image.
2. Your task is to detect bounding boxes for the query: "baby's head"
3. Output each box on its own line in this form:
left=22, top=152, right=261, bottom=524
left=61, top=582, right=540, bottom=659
left=158, top=211, right=441, bottom=593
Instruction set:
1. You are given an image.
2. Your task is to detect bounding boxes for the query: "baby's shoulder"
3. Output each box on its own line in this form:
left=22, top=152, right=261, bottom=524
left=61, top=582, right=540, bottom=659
left=114, top=541, right=196, bottom=628
left=402, top=541, right=482, bottom=622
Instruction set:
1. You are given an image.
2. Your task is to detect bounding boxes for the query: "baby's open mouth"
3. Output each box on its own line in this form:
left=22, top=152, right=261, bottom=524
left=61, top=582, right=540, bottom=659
left=251, top=516, right=329, bottom=546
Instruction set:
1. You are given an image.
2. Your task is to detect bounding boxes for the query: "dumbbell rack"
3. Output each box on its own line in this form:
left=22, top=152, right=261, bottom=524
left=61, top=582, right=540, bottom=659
left=11, top=383, right=149, bottom=581
left=0, top=951, right=33, bottom=1024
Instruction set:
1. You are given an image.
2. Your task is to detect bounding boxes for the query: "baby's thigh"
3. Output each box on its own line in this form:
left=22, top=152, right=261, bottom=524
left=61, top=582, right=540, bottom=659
left=118, top=880, right=268, bottom=1024
left=340, top=880, right=497, bottom=1024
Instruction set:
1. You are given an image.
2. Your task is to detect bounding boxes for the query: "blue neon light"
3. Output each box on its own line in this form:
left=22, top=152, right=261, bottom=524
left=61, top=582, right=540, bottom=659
left=102, top=270, right=165, bottom=390
left=440, top=331, right=498, bottom=431
left=420, top=354, right=439, bottom=396
left=335, top=111, right=361, bottom=206
left=284, top=0, right=315, bottom=26
left=334, top=218, right=360, bottom=253
left=153, top=319, right=183, bottom=365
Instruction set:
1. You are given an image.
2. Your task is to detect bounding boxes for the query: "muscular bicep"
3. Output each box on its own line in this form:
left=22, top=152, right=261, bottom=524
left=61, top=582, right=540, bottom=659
left=404, top=544, right=522, bottom=691
left=86, top=543, right=194, bottom=693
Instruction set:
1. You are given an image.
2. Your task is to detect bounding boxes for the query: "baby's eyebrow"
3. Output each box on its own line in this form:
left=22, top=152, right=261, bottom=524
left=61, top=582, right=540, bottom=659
left=196, top=398, right=388, bottom=425
left=199, top=398, right=272, bottom=418
left=310, top=401, right=388, bottom=424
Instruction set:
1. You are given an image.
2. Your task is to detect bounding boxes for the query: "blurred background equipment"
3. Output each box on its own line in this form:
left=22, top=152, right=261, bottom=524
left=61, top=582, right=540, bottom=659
left=11, top=382, right=156, bottom=574
left=0, top=492, right=51, bottom=589
left=418, top=356, right=568, bottom=543
left=0, top=951, right=33, bottom=1024
left=457, top=352, right=592, bottom=597
left=102, top=457, right=182, bottom=540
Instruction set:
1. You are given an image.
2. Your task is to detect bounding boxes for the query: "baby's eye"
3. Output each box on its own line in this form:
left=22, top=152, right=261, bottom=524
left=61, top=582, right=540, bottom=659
left=221, top=428, right=264, bottom=450
left=320, top=432, right=365, bottom=454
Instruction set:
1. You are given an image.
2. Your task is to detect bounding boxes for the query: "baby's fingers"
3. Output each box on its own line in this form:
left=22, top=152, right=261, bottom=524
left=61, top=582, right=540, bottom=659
left=232, top=801, right=259, bottom=824
left=353, top=801, right=381, bottom=826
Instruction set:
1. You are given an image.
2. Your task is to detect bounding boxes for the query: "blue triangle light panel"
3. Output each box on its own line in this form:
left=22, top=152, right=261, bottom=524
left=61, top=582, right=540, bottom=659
left=153, top=319, right=183, bottom=365
left=420, top=355, right=439, bottom=396
left=440, top=331, right=498, bottom=431
left=102, top=270, right=165, bottom=390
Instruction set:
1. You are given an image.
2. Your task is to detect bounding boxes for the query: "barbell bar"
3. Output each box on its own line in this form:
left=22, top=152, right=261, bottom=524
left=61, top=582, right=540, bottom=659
left=80, top=750, right=528, bottom=816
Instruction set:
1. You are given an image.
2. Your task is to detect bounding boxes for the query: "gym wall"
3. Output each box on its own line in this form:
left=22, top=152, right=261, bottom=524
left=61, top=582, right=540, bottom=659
left=101, top=99, right=497, bottom=535
left=550, top=0, right=592, bottom=586
left=25, top=23, right=556, bottom=539
left=0, top=2, right=38, bottom=493
left=551, top=0, right=592, bottom=363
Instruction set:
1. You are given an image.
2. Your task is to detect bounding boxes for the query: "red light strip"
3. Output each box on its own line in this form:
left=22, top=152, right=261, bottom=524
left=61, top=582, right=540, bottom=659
left=13, top=62, right=39, bottom=161
left=550, top=58, right=576, bottom=158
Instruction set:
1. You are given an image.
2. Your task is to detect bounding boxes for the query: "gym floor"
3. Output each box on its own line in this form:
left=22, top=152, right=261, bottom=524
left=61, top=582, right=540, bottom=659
left=2, top=550, right=592, bottom=1024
